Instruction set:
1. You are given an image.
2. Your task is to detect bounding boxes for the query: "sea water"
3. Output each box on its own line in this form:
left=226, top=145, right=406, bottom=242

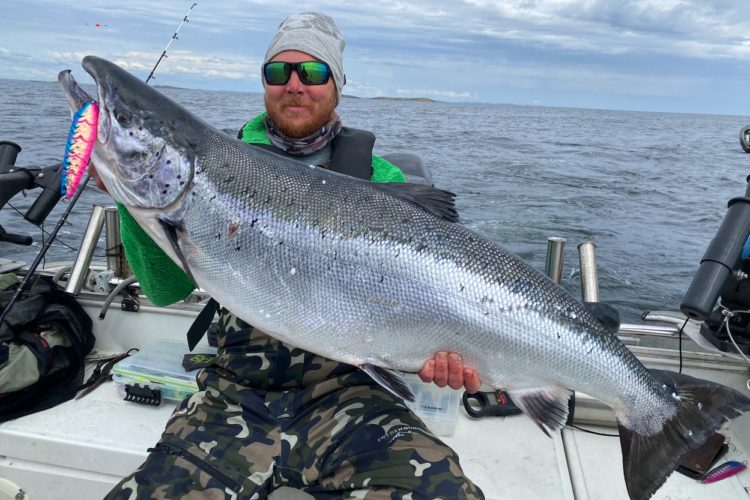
left=1, top=78, right=749, bottom=322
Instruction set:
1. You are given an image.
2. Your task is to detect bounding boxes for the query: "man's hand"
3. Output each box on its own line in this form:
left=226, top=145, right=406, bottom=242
left=88, top=161, right=109, bottom=194
left=419, top=351, right=480, bottom=393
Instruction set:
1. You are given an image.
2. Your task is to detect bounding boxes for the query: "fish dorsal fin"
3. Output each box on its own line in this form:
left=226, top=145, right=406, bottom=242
left=361, top=363, right=416, bottom=402
left=506, top=386, right=573, bottom=436
left=375, top=183, right=459, bottom=223
left=584, top=302, right=621, bottom=333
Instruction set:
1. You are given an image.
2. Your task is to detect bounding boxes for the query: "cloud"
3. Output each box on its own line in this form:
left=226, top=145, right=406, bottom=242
left=114, top=50, right=261, bottom=81
left=46, top=51, right=93, bottom=64
left=4, top=0, right=750, bottom=114
left=459, top=0, right=750, bottom=61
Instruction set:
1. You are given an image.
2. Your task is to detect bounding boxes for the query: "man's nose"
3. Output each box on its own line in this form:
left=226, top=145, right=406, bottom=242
left=286, top=70, right=304, bottom=93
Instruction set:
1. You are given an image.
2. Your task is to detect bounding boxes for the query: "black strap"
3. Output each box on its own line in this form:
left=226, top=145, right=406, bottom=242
left=186, top=298, right=219, bottom=351
left=241, top=127, right=376, bottom=182
left=329, top=127, right=374, bottom=181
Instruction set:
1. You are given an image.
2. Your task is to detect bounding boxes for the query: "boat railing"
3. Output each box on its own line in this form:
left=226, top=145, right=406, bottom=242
left=34, top=204, right=210, bottom=320
left=545, top=235, right=750, bottom=362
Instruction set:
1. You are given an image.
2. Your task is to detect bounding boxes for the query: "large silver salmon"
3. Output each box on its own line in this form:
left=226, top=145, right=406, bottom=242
left=60, top=56, right=749, bottom=500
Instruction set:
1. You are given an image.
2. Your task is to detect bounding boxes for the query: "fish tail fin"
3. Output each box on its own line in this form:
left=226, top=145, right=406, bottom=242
left=618, top=369, right=750, bottom=500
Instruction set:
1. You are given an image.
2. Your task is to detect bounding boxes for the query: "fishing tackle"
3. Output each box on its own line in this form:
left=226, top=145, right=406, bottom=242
left=61, top=100, right=98, bottom=200
left=701, top=460, right=747, bottom=484
left=0, top=6, right=196, bottom=326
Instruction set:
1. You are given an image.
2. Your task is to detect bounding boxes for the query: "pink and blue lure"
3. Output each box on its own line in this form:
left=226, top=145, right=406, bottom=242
left=701, top=460, right=746, bottom=484
left=61, top=100, right=99, bottom=200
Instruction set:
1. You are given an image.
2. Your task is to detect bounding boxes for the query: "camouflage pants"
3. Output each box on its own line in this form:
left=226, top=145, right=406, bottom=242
left=105, top=311, right=484, bottom=499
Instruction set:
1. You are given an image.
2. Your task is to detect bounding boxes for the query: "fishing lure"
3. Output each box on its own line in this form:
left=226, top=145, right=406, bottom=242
left=61, top=100, right=99, bottom=200
left=700, top=460, right=747, bottom=484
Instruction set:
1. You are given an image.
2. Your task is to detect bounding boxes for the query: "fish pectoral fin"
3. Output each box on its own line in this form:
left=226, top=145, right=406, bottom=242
left=583, top=302, right=620, bottom=333
left=361, top=363, right=416, bottom=402
left=158, top=217, right=196, bottom=285
left=375, top=183, right=459, bottom=223
left=506, top=386, right=573, bottom=437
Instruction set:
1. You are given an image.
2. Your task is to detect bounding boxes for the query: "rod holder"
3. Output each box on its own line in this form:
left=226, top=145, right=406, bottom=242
left=0, top=141, right=21, bottom=172
left=65, top=204, right=107, bottom=295
left=578, top=242, right=599, bottom=302
left=104, top=206, right=129, bottom=278
left=681, top=180, right=750, bottom=320
left=545, top=237, right=566, bottom=284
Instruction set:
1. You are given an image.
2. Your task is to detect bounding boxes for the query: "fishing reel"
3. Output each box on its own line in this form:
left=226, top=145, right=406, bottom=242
left=681, top=175, right=750, bottom=355
left=0, top=141, right=62, bottom=245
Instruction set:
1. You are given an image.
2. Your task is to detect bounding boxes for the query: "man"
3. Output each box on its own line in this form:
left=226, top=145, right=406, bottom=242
left=101, top=11, right=484, bottom=499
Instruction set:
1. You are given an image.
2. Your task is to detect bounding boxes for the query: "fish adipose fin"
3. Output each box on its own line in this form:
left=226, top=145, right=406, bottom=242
left=507, top=386, right=573, bottom=437
left=361, top=363, right=416, bottom=402
left=583, top=302, right=620, bottom=332
left=158, top=217, right=197, bottom=285
left=619, top=369, right=750, bottom=500
left=375, top=183, right=459, bottom=223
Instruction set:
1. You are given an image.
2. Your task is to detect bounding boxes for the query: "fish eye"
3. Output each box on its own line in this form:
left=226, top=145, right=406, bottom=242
left=115, top=110, right=132, bottom=126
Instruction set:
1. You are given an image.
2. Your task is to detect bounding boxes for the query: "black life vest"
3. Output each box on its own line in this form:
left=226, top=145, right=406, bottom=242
left=237, top=126, right=376, bottom=181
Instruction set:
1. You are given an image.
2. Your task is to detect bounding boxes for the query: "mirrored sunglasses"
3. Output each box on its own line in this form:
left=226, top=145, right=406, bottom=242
left=263, top=61, right=331, bottom=86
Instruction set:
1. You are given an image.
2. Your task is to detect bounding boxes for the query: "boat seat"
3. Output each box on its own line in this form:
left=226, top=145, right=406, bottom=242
left=381, top=153, right=433, bottom=186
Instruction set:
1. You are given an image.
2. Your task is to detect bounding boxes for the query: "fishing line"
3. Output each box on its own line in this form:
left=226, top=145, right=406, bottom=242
left=4, top=200, right=104, bottom=257
left=717, top=301, right=750, bottom=394
left=718, top=304, right=750, bottom=365
left=677, top=315, right=689, bottom=373
left=61, top=0, right=89, bottom=27
left=567, top=423, right=618, bottom=437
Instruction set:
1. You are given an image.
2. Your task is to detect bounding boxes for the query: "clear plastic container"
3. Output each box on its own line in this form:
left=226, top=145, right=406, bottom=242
left=111, top=340, right=216, bottom=404
left=403, top=373, right=461, bottom=436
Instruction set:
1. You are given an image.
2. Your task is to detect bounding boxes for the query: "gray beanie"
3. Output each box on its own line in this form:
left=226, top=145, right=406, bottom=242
left=263, top=11, right=346, bottom=95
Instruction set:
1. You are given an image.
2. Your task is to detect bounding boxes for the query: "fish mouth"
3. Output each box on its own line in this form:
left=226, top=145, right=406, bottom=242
left=58, top=65, right=111, bottom=145
left=73, top=55, right=206, bottom=154
left=58, top=56, right=198, bottom=210
left=59, top=55, right=153, bottom=147
left=58, top=69, right=93, bottom=110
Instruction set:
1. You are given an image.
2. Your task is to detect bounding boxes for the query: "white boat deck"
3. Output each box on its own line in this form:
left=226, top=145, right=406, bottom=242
left=1, top=294, right=749, bottom=499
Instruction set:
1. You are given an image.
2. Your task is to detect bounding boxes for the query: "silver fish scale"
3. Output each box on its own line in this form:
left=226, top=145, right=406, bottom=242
left=168, top=131, right=674, bottom=417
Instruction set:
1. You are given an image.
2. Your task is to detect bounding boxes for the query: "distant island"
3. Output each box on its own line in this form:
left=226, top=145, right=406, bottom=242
left=153, top=84, right=187, bottom=90
left=148, top=86, right=436, bottom=102
left=342, top=95, right=435, bottom=103
left=40, top=78, right=437, bottom=102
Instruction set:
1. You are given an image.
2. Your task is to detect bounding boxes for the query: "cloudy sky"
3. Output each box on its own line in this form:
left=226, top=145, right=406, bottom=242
left=2, top=0, right=749, bottom=115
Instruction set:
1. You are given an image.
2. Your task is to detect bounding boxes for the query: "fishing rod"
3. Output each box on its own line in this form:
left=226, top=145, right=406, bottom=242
left=146, top=2, right=198, bottom=83
left=0, top=176, right=91, bottom=329
left=0, top=3, right=199, bottom=326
